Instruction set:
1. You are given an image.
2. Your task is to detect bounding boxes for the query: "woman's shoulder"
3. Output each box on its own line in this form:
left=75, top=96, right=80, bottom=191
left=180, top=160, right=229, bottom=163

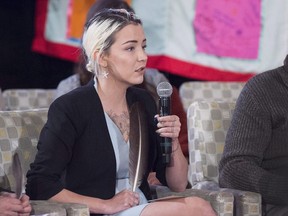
left=51, top=84, right=100, bottom=113
left=57, top=83, right=95, bottom=101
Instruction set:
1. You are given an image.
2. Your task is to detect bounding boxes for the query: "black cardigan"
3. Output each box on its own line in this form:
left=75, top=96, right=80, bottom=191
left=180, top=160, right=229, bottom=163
left=26, top=83, right=167, bottom=211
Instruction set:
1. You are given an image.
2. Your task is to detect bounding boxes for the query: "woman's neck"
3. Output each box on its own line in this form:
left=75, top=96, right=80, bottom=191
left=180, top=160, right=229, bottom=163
left=96, top=78, right=128, bottom=114
left=96, top=78, right=130, bottom=142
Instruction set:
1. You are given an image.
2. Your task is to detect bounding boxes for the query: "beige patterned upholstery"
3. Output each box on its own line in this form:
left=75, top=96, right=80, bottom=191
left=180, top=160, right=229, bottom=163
left=30, top=200, right=89, bottom=216
left=2, top=89, right=56, bottom=111
left=179, top=81, right=245, bottom=112
left=187, top=101, right=262, bottom=216
left=0, top=109, right=48, bottom=190
left=155, top=185, right=234, bottom=216
left=0, top=109, right=89, bottom=215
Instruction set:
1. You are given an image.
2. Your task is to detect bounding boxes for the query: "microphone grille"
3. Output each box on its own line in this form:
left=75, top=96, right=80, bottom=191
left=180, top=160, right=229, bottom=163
left=157, top=82, right=173, bottom=97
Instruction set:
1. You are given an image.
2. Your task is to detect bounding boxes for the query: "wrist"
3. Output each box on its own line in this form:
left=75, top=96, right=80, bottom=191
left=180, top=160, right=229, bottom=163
left=171, top=140, right=180, bottom=153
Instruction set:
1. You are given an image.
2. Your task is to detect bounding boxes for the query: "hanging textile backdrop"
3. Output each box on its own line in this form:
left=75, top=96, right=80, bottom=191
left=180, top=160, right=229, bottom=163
left=32, top=0, right=288, bottom=81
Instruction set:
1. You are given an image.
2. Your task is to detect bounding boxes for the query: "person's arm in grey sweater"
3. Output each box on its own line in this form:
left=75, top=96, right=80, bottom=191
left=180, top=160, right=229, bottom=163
left=219, top=72, right=288, bottom=205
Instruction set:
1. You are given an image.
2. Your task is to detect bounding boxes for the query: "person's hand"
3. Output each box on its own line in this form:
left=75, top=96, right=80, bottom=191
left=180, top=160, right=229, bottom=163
left=155, top=114, right=181, bottom=141
left=104, top=189, right=139, bottom=214
left=147, top=172, right=162, bottom=186
left=0, top=192, right=31, bottom=216
left=19, top=194, right=32, bottom=216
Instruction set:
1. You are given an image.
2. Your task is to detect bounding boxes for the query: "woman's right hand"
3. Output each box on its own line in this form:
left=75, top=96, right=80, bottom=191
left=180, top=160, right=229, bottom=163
left=0, top=192, right=31, bottom=216
left=105, top=189, right=139, bottom=214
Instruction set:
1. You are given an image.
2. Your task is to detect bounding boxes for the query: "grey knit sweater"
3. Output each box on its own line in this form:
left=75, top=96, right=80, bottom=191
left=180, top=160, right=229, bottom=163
left=219, top=55, right=288, bottom=206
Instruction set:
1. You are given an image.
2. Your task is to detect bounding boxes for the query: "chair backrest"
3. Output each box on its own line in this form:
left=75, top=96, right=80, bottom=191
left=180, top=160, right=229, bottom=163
left=179, top=81, right=245, bottom=112
left=0, top=109, right=48, bottom=192
left=2, top=89, right=56, bottom=110
left=0, top=89, right=5, bottom=111
left=187, top=100, right=235, bottom=187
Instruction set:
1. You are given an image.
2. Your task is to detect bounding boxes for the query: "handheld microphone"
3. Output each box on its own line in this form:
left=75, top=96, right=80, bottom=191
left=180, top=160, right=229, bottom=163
left=156, top=81, right=173, bottom=164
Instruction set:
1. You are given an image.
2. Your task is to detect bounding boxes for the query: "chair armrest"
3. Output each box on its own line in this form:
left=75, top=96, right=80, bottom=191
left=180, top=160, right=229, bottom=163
left=30, top=200, right=89, bottom=216
left=154, top=185, right=234, bottom=216
left=30, top=201, right=65, bottom=216
left=192, top=181, right=220, bottom=191
left=219, top=188, right=262, bottom=216
left=192, top=181, right=262, bottom=216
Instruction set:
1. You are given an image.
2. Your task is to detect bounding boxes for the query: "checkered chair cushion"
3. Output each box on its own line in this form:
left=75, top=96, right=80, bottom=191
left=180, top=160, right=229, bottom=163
left=180, top=81, right=245, bottom=112
left=187, top=101, right=262, bottom=216
left=187, top=101, right=235, bottom=186
left=0, top=108, right=90, bottom=216
left=0, top=109, right=48, bottom=191
left=2, top=89, right=56, bottom=111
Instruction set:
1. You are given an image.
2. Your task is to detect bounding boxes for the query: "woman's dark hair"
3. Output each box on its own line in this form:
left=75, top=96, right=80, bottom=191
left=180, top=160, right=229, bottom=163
left=86, top=0, right=134, bottom=24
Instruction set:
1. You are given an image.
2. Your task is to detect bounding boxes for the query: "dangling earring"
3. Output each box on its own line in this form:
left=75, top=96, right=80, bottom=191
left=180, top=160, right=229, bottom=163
left=101, top=71, right=109, bottom=78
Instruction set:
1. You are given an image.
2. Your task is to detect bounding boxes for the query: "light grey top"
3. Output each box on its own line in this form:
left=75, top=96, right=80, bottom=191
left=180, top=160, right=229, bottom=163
left=94, top=80, right=149, bottom=216
left=103, top=113, right=148, bottom=216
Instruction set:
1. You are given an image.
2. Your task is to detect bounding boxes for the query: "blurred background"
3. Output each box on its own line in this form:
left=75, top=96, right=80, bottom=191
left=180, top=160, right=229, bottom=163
left=0, top=0, right=287, bottom=91
left=0, top=0, right=191, bottom=90
left=0, top=0, right=74, bottom=90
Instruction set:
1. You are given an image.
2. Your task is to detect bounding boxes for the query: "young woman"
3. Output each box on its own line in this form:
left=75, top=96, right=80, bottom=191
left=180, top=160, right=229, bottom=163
left=26, top=9, right=215, bottom=216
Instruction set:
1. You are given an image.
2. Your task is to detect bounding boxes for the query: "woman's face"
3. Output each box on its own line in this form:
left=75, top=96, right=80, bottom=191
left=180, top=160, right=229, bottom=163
left=103, top=24, right=147, bottom=86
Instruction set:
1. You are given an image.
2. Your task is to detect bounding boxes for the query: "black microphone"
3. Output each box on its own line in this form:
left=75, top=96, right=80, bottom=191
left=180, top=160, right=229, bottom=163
left=156, top=81, right=173, bottom=164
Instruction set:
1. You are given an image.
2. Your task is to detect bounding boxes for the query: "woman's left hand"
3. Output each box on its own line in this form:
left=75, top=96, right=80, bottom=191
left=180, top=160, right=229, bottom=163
left=155, top=115, right=181, bottom=140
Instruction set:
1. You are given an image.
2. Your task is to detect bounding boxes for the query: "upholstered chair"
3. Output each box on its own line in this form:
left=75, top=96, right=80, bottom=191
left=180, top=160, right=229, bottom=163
left=187, top=100, right=262, bottom=216
left=179, top=81, right=245, bottom=112
left=0, top=89, right=5, bottom=111
left=0, top=109, right=89, bottom=215
left=2, top=89, right=56, bottom=111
